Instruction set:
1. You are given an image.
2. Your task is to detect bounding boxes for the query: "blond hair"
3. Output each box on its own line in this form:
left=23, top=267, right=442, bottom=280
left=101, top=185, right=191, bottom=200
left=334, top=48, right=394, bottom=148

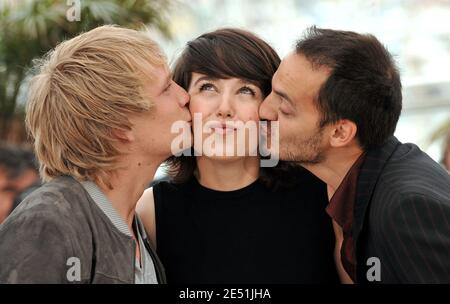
left=25, top=25, right=166, bottom=187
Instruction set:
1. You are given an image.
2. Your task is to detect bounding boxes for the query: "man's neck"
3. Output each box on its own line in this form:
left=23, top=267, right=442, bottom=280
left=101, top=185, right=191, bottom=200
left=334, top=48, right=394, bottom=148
left=303, top=146, right=364, bottom=200
left=96, top=157, right=160, bottom=233
left=196, top=156, right=260, bottom=191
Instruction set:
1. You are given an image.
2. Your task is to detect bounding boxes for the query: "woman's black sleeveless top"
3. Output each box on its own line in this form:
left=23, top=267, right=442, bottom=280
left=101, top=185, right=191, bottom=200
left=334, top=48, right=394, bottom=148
left=153, top=172, right=339, bottom=284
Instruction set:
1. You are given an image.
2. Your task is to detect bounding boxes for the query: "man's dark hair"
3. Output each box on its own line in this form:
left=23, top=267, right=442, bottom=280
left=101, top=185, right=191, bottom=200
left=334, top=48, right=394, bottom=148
left=0, top=144, right=38, bottom=179
left=296, top=26, right=402, bottom=149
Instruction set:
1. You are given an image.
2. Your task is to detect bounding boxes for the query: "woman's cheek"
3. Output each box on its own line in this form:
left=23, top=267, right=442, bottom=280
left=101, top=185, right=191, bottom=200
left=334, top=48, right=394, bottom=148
left=245, top=107, right=260, bottom=122
left=188, top=99, right=203, bottom=115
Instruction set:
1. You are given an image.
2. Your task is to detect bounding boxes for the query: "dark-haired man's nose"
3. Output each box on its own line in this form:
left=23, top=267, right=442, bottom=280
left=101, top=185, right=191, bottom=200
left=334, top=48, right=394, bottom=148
left=259, top=93, right=279, bottom=121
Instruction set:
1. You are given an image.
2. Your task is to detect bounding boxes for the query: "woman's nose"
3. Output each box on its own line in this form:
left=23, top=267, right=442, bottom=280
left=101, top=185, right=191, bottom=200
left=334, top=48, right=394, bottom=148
left=216, top=95, right=235, bottom=118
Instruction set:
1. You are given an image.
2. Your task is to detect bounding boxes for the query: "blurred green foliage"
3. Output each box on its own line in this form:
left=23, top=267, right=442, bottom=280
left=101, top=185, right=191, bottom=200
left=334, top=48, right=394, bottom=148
left=0, top=0, right=173, bottom=142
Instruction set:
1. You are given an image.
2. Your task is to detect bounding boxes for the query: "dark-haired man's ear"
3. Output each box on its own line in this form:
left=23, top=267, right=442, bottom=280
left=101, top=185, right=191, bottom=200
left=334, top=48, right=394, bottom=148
left=329, top=119, right=357, bottom=148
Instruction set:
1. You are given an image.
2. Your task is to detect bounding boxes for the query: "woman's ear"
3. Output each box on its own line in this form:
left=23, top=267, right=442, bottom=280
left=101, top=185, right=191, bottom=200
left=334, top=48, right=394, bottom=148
left=329, top=119, right=358, bottom=148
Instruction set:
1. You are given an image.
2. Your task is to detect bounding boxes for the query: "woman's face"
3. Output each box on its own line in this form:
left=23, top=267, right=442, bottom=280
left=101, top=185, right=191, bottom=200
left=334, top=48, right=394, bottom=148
left=188, top=72, right=263, bottom=160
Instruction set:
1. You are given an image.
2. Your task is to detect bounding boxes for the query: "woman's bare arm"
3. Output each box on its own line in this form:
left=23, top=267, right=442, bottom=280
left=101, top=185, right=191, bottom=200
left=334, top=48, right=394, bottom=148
left=136, top=187, right=157, bottom=248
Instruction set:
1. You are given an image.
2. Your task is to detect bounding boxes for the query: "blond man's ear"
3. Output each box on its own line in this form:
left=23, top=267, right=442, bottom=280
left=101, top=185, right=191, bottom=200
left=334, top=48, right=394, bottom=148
left=111, top=128, right=135, bottom=143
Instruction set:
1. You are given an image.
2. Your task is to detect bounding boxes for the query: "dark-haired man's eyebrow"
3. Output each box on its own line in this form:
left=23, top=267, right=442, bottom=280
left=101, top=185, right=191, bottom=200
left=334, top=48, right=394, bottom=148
left=274, top=89, right=293, bottom=105
left=193, top=76, right=218, bottom=86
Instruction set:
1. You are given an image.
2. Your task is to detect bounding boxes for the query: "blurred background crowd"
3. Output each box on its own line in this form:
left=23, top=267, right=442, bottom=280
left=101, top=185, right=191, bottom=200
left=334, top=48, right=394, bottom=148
left=1, top=0, right=449, bottom=224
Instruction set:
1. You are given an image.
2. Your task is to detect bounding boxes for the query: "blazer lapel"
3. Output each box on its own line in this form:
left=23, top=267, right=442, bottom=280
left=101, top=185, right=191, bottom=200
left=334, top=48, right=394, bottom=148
left=353, top=136, right=400, bottom=251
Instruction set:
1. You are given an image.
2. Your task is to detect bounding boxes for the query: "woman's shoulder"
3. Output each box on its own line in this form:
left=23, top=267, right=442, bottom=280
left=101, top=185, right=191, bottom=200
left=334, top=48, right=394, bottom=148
left=264, top=165, right=329, bottom=209
left=262, top=163, right=326, bottom=192
left=152, top=177, right=194, bottom=194
left=151, top=177, right=196, bottom=209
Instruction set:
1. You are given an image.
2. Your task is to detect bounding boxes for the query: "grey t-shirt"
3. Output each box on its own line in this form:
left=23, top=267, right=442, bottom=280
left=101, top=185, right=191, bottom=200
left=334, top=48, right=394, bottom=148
left=134, top=217, right=158, bottom=284
left=81, top=181, right=158, bottom=284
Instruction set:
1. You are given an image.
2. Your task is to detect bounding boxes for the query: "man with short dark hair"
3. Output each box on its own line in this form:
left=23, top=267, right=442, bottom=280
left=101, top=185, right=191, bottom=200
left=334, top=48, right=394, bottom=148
left=260, top=26, right=450, bottom=283
left=0, top=144, right=40, bottom=224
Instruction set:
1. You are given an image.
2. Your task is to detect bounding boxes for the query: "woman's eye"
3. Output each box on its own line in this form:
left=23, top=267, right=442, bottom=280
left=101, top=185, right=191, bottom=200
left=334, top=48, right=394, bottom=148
left=239, top=86, right=256, bottom=96
left=199, top=83, right=215, bottom=92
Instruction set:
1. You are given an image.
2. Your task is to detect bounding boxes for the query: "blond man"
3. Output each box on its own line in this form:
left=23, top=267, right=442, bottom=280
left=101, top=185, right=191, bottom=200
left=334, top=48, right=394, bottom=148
left=0, top=25, right=191, bottom=283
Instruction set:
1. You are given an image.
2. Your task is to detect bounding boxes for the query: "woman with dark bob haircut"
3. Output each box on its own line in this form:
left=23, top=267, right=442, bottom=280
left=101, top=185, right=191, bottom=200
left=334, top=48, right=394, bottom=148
left=137, top=28, right=338, bottom=284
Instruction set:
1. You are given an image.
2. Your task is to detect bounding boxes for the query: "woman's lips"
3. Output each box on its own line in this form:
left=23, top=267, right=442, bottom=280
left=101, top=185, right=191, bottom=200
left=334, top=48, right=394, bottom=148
left=205, top=121, right=239, bottom=134
left=213, top=126, right=236, bottom=135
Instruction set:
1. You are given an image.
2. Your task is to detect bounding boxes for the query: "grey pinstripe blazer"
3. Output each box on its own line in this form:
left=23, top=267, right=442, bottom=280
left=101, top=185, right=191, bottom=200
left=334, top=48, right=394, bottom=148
left=354, top=136, right=450, bottom=283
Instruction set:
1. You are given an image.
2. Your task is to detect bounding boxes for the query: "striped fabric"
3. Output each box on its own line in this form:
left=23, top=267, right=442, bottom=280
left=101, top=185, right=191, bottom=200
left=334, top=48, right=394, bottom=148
left=81, top=181, right=158, bottom=284
left=81, top=181, right=132, bottom=236
left=354, top=136, right=450, bottom=283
